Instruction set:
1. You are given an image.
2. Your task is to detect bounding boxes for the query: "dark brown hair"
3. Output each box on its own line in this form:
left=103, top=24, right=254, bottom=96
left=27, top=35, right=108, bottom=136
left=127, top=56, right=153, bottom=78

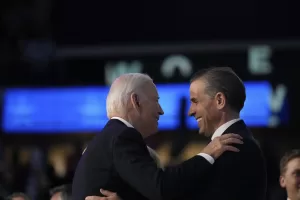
left=190, top=67, right=246, bottom=112
left=280, top=149, right=300, bottom=175
left=49, top=184, right=72, bottom=200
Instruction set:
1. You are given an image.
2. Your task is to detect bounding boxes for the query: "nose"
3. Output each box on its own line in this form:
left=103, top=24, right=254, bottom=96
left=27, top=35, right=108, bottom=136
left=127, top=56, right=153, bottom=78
left=158, top=104, right=164, bottom=115
left=188, top=105, right=195, bottom=117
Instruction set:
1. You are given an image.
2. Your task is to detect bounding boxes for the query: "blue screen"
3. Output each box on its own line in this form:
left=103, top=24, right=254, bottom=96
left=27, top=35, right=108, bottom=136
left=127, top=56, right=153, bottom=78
left=156, top=84, right=189, bottom=130
left=2, top=82, right=275, bottom=134
left=2, top=87, right=109, bottom=133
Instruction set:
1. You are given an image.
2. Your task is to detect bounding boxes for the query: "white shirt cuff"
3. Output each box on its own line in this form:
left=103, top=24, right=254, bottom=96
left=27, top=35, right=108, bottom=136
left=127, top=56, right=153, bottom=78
left=198, top=153, right=215, bottom=164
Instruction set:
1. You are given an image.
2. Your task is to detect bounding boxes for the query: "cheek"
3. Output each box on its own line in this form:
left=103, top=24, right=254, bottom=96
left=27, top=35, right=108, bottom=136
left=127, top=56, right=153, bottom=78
left=195, top=104, right=204, bottom=114
left=143, top=103, right=156, bottom=117
left=198, top=106, right=209, bottom=118
left=286, top=177, right=297, bottom=185
left=205, top=104, right=218, bottom=119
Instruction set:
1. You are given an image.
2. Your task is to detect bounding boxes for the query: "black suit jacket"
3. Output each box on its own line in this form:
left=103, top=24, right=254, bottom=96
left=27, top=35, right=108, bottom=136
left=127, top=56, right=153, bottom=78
left=186, top=120, right=267, bottom=200
left=72, top=119, right=212, bottom=200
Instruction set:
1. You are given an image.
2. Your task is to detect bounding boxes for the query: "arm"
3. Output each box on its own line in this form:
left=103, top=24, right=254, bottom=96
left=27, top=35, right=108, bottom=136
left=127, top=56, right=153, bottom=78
left=113, top=130, right=208, bottom=200
left=113, top=131, right=211, bottom=200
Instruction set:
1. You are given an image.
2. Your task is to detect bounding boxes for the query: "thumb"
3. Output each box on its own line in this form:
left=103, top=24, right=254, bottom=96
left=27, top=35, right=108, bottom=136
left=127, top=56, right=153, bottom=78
left=100, top=189, right=115, bottom=197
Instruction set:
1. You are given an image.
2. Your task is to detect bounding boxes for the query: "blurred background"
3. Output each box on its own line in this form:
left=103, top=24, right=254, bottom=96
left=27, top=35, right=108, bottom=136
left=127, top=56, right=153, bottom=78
left=0, top=0, right=299, bottom=200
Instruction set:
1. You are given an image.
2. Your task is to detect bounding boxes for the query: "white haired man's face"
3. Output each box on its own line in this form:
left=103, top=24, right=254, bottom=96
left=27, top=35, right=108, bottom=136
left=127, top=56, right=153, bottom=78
left=130, top=82, right=164, bottom=137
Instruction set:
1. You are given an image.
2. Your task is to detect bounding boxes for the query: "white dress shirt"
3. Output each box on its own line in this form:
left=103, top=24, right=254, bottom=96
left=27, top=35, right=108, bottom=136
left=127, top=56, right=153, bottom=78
left=111, top=117, right=216, bottom=165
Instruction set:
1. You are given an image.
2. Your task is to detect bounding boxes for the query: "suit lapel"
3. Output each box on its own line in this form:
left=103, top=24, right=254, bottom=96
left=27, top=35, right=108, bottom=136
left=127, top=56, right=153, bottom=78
left=222, top=120, right=254, bottom=140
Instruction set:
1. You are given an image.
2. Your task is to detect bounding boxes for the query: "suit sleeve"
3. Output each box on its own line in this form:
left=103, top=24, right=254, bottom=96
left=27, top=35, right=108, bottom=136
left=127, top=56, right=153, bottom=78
left=113, top=129, right=212, bottom=200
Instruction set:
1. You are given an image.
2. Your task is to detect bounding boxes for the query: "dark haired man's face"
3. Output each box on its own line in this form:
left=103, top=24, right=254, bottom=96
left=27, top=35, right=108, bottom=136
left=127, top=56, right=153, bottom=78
left=280, top=157, right=300, bottom=200
left=188, top=79, right=220, bottom=136
left=12, top=197, right=26, bottom=200
left=50, top=192, right=62, bottom=200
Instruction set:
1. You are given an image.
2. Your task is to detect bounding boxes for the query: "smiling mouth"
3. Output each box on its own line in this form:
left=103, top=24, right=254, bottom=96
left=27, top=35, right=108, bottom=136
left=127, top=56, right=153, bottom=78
left=196, top=117, right=202, bottom=122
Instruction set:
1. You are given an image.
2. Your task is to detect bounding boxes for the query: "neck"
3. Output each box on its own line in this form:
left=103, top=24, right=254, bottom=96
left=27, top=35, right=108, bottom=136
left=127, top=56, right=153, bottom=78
left=287, top=194, right=300, bottom=200
left=213, top=111, right=240, bottom=132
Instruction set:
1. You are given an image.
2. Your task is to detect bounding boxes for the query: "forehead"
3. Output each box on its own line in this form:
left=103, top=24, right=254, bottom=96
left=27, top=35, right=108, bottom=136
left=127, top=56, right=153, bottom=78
left=286, top=158, right=300, bottom=172
left=189, top=79, right=207, bottom=96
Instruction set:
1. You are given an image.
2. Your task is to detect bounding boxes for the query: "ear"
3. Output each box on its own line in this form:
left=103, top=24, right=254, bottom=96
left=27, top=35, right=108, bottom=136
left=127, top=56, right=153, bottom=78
left=279, top=175, right=286, bottom=188
left=215, top=92, right=226, bottom=110
left=130, top=93, right=140, bottom=110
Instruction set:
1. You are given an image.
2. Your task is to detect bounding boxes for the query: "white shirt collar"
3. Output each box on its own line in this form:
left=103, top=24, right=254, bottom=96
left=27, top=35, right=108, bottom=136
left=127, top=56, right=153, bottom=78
left=111, top=117, right=134, bottom=128
left=211, top=118, right=241, bottom=140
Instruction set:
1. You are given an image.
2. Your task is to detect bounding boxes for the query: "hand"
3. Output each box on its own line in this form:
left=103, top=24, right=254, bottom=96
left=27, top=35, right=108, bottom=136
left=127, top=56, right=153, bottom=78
left=201, top=133, right=243, bottom=159
left=85, top=189, right=121, bottom=200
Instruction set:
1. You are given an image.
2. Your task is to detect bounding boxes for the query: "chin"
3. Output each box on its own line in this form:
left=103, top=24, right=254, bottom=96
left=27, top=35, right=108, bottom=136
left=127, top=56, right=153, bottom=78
left=198, top=129, right=204, bottom=134
left=149, top=128, right=158, bottom=135
left=199, top=129, right=211, bottom=137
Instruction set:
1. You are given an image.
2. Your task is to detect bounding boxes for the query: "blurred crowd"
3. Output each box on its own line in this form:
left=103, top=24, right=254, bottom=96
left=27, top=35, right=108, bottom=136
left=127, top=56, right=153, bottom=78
left=1, top=140, right=300, bottom=200
left=0, top=142, right=83, bottom=200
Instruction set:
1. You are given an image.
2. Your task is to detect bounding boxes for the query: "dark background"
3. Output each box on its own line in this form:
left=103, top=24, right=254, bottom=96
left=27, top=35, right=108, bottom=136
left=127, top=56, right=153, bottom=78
left=0, top=1, right=299, bottom=200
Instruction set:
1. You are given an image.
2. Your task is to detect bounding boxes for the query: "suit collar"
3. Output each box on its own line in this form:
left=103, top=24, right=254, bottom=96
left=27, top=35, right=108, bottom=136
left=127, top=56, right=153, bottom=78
left=211, top=119, right=251, bottom=139
left=222, top=119, right=247, bottom=134
left=111, top=117, right=134, bottom=128
left=211, top=118, right=241, bottom=140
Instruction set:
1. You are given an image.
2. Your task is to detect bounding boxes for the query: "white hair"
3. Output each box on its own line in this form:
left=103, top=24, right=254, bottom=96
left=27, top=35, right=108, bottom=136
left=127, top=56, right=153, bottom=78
left=106, top=73, right=153, bottom=118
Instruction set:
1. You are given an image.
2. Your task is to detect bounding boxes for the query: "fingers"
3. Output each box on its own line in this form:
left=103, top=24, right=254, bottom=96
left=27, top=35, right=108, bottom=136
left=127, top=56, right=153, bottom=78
left=100, top=189, right=116, bottom=197
left=223, top=145, right=240, bottom=152
left=86, top=196, right=107, bottom=200
left=223, top=137, right=243, bottom=145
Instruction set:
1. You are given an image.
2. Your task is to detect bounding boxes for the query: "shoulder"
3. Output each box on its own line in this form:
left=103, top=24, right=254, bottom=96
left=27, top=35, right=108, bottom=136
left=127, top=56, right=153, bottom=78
left=217, top=136, right=264, bottom=168
left=98, top=119, right=138, bottom=139
left=84, top=120, right=136, bottom=153
left=112, top=127, right=145, bottom=151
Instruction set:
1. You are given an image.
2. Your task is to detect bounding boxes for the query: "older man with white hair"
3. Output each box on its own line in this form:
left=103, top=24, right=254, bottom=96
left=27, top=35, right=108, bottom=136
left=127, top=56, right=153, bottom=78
left=72, top=73, right=243, bottom=200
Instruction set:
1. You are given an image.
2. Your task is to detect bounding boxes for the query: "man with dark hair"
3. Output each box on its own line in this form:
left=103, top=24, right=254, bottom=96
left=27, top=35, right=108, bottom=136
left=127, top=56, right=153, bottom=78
left=184, top=66, right=266, bottom=199
left=6, top=192, right=31, bottom=200
left=50, top=184, right=72, bottom=200
left=280, top=149, right=300, bottom=200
